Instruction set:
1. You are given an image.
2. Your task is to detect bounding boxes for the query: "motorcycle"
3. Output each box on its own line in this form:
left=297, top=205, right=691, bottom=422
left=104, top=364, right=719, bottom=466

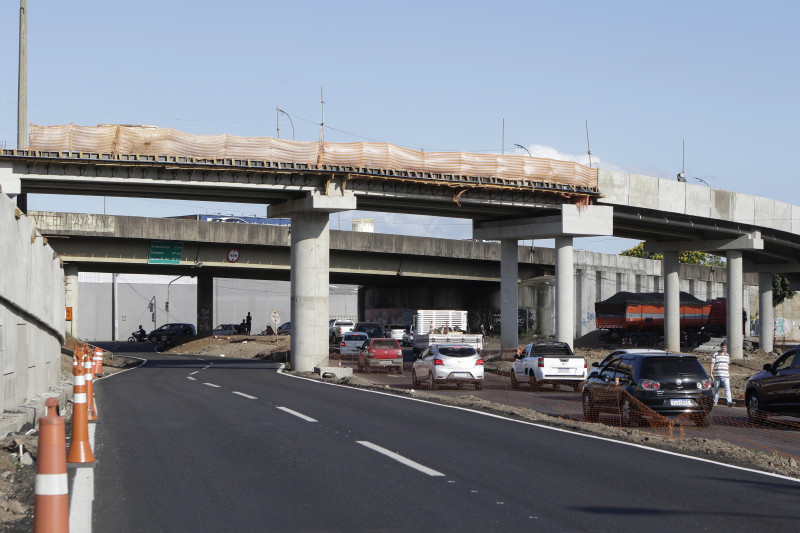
left=128, top=330, right=148, bottom=343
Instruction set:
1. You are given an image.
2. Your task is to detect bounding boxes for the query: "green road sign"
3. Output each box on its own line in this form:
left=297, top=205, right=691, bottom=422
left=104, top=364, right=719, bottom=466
left=149, top=241, right=184, bottom=265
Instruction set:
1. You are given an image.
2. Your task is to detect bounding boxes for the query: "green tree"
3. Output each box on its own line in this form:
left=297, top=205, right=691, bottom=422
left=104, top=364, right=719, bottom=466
left=620, top=242, right=725, bottom=266
left=772, top=274, right=796, bottom=307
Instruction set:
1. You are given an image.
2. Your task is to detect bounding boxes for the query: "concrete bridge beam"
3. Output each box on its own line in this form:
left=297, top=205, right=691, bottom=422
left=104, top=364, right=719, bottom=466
left=662, top=251, right=680, bottom=352
left=500, top=240, right=518, bottom=356
left=269, top=190, right=356, bottom=372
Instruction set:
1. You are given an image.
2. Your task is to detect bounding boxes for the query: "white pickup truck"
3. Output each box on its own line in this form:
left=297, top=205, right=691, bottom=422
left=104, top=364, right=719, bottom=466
left=329, top=319, right=355, bottom=342
left=511, top=341, right=586, bottom=392
left=411, top=310, right=483, bottom=355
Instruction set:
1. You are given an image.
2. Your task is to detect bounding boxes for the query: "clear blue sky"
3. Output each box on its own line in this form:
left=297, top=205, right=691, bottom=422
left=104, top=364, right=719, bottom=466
left=2, top=0, right=798, bottom=254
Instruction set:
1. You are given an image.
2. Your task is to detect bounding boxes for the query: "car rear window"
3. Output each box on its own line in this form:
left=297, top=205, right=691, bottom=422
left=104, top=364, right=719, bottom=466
left=345, top=333, right=367, bottom=341
left=335, top=320, right=354, bottom=326
left=639, top=357, right=706, bottom=378
left=372, top=339, right=400, bottom=349
left=438, top=346, right=478, bottom=357
left=530, top=343, right=573, bottom=355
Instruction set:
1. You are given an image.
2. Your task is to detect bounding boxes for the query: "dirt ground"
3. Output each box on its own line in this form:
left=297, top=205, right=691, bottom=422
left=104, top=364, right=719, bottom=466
left=1, top=335, right=796, bottom=530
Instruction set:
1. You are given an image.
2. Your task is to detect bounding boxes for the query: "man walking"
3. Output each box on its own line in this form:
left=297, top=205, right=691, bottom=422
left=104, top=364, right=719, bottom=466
left=245, top=312, right=252, bottom=335
left=711, top=340, right=732, bottom=407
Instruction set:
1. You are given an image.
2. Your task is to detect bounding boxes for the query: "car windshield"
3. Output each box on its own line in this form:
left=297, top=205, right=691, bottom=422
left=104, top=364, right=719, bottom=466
left=438, top=346, right=478, bottom=357
left=640, top=357, right=705, bottom=378
left=372, top=340, right=399, bottom=349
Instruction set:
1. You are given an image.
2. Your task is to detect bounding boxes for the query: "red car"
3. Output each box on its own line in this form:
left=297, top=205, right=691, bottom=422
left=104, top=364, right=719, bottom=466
left=358, top=338, right=403, bottom=374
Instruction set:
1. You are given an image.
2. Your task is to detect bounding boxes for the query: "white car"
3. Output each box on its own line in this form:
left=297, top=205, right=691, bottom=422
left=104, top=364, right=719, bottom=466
left=412, top=343, right=484, bottom=390
left=212, top=324, right=238, bottom=336
left=402, top=328, right=414, bottom=347
left=384, top=324, right=407, bottom=341
left=511, top=341, right=587, bottom=391
left=339, top=332, right=369, bottom=357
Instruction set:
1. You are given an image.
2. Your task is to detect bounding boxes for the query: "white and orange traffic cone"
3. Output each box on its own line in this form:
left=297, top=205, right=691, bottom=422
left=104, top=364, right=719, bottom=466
left=67, top=348, right=96, bottom=466
left=83, top=346, right=98, bottom=423
left=33, top=397, right=69, bottom=533
left=93, top=346, right=104, bottom=377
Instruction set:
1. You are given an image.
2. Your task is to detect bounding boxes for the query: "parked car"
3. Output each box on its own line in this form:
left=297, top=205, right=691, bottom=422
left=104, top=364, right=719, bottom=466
left=358, top=338, right=403, bottom=373
left=583, top=353, right=714, bottom=427
left=384, top=324, right=407, bottom=341
left=277, top=322, right=291, bottom=335
left=329, top=319, right=355, bottom=342
left=402, top=327, right=414, bottom=347
left=148, top=323, right=196, bottom=343
left=511, top=341, right=586, bottom=391
left=588, top=349, right=667, bottom=380
left=354, top=322, right=384, bottom=339
left=745, top=345, right=800, bottom=422
left=412, top=343, right=484, bottom=390
left=339, top=332, right=369, bottom=357
left=212, top=324, right=238, bottom=336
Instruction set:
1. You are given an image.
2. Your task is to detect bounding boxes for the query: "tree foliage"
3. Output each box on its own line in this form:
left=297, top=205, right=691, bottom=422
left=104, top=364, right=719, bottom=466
left=620, top=242, right=725, bottom=267
left=772, top=274, right=796, bottom=308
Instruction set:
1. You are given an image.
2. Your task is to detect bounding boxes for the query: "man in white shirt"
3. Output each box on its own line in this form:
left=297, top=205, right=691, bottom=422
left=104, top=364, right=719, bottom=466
left=711, top=340, right=732, bottom=407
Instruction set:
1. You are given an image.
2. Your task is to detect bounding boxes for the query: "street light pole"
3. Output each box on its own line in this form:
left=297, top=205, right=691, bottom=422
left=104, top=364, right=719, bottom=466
left=695, top=177, right=711, bottom=187
left=514, top=144, right=533, bottom=158
left=277, top=108, right=295, bottom=140
left=166, top=275, right=185, bottom=322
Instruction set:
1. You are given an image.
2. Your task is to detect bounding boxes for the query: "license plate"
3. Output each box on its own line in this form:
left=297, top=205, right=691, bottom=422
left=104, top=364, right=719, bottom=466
left=379, top=360, right=391, bottom=366
left=557, top=368, right=571, bottom=374
left=670, top=399, right=694, bottom=407
left=453, top=372, right=471, bottom=378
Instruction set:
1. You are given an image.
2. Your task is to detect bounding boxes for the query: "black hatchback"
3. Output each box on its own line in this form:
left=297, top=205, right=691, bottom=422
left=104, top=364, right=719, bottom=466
left=583, top=353, right=714, bottom=427
left=745, top=345, right=800, bottom=422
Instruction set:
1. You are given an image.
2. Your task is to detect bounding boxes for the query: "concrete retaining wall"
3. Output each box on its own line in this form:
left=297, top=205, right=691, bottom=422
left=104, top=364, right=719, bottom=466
left=0, top=194, right=65, bottom=418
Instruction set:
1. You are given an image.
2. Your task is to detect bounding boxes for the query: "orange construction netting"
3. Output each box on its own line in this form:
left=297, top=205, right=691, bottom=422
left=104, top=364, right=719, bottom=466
left=28, top=124, right=598, bottom=189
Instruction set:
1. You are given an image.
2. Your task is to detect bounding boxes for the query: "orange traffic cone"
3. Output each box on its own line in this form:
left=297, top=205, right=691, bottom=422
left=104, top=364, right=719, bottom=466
left=93, top=346, right=104, bottom=377
left=84, top=348, right=98, bottom=423
left=67, top=349, right=96, bottom=466
left=33, top=397, right=69, bottom=533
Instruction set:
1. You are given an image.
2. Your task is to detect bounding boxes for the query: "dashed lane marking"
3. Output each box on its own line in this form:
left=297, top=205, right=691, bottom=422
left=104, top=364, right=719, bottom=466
left=276, top=406, right=318, bottom=422
left=357, top=441, right=445, bottom=477
left=233, top=391, right=257, bottom=399
left=203, top=382, right=221, bottom=388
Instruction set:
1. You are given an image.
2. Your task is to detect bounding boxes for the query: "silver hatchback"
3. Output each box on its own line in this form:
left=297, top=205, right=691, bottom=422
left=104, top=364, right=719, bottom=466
left=412, top=343, right=484, bottom=390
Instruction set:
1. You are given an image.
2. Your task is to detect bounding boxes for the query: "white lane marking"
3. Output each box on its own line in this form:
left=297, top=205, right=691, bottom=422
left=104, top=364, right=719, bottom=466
left=70, top=422, right=95, bottom=533
left=276, top=406, right=318, bottom=422
left=190, top=371, right=199, bottom=375
left=233, top=391, right=257, bottom=399
left=203, top=382, right=220, bottom=388
left=279, top=369, right=800, bottom=484
left=357, top=441, right=444, bottom=477
left=187, top=376, right=196, bottom=381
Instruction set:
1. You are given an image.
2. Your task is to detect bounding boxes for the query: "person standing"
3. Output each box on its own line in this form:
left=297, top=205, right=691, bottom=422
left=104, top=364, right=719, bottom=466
left=246, top=312, right=252, bottom=334
left=711, top=340, right=732, bottom=407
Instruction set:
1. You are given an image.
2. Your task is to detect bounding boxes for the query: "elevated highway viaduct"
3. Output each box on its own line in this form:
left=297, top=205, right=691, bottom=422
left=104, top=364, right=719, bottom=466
left=3, top=149, right=800, bottom=370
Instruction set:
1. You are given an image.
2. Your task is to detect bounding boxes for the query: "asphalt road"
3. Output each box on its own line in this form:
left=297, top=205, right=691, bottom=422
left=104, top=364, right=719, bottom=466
left=88, top=353, right=800, bottom=532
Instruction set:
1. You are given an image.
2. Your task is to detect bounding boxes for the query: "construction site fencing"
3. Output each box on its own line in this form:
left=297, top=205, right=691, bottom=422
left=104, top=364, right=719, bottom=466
left=28, top=124, right=598, bottom=189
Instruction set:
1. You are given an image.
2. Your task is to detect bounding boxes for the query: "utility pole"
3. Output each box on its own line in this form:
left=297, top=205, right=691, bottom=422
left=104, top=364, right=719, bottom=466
left=16, top=1, right=28, bottom=212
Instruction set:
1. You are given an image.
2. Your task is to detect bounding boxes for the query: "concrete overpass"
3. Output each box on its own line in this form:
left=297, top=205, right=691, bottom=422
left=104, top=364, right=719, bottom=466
left=3, top=149, right=800, bottom=369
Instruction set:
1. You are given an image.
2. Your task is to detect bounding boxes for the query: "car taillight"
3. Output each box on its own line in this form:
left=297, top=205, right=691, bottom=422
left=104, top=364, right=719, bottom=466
left=340, top=341, right=345, bottom=347
left=476, top=359, right=484, bottom=365
left=641, top=379, right=660, bottom=389
left=538, top=357, right=544, bottom=368
left=583, top=359, right=587, bottom=368
left=434, top=358, right=444, bottom=366
left=700, top=379, right=712, bottom=390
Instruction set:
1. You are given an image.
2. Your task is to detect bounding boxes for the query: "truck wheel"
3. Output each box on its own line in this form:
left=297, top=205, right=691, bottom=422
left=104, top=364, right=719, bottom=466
left=428, top=373, right=436, bottom=390
left=510, top=372, right=520, bottom=390
left=529, top=375, right=541, bottom=391
left=475, top=382, right=483, bottom=391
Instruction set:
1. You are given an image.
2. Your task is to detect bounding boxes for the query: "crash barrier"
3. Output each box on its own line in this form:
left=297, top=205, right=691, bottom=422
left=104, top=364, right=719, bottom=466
left=33, top=398, right=69, bottom=533
left=28, top=124, right=599, bottom=190
left=334, top=348, right=800, bottom=463
left=67, top=347, right=96, bottom=465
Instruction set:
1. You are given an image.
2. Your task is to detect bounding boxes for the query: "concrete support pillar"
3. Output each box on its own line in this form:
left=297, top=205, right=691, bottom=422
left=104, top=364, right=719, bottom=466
left=291, top=211, right=331, bottom=372
left=758, top=272, right=774, bottom=353
left=64, top=264, right=78, bottom=339
left=662, top=251, right=681, bottom=352
left=555, top=236, right=574, bottom=345
left=500, top=239, right=518, bottom=357
left=196, top=274, right=214, bottom=338
left=726, top=250, right=744, bottom=359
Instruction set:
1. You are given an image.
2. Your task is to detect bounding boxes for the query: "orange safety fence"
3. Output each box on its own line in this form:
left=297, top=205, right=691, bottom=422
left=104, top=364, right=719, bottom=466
left=27, top=124, right=598, bottom=189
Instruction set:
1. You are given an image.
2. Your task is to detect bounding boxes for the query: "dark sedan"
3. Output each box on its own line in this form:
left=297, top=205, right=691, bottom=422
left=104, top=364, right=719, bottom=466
left=745, top=345, right=800, bottom=422
left=583, top=353, right=714, bottom=427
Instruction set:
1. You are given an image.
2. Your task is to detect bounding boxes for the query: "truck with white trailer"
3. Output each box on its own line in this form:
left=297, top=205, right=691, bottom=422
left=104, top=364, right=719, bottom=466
left=411, top=310, right=483, bottom=355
